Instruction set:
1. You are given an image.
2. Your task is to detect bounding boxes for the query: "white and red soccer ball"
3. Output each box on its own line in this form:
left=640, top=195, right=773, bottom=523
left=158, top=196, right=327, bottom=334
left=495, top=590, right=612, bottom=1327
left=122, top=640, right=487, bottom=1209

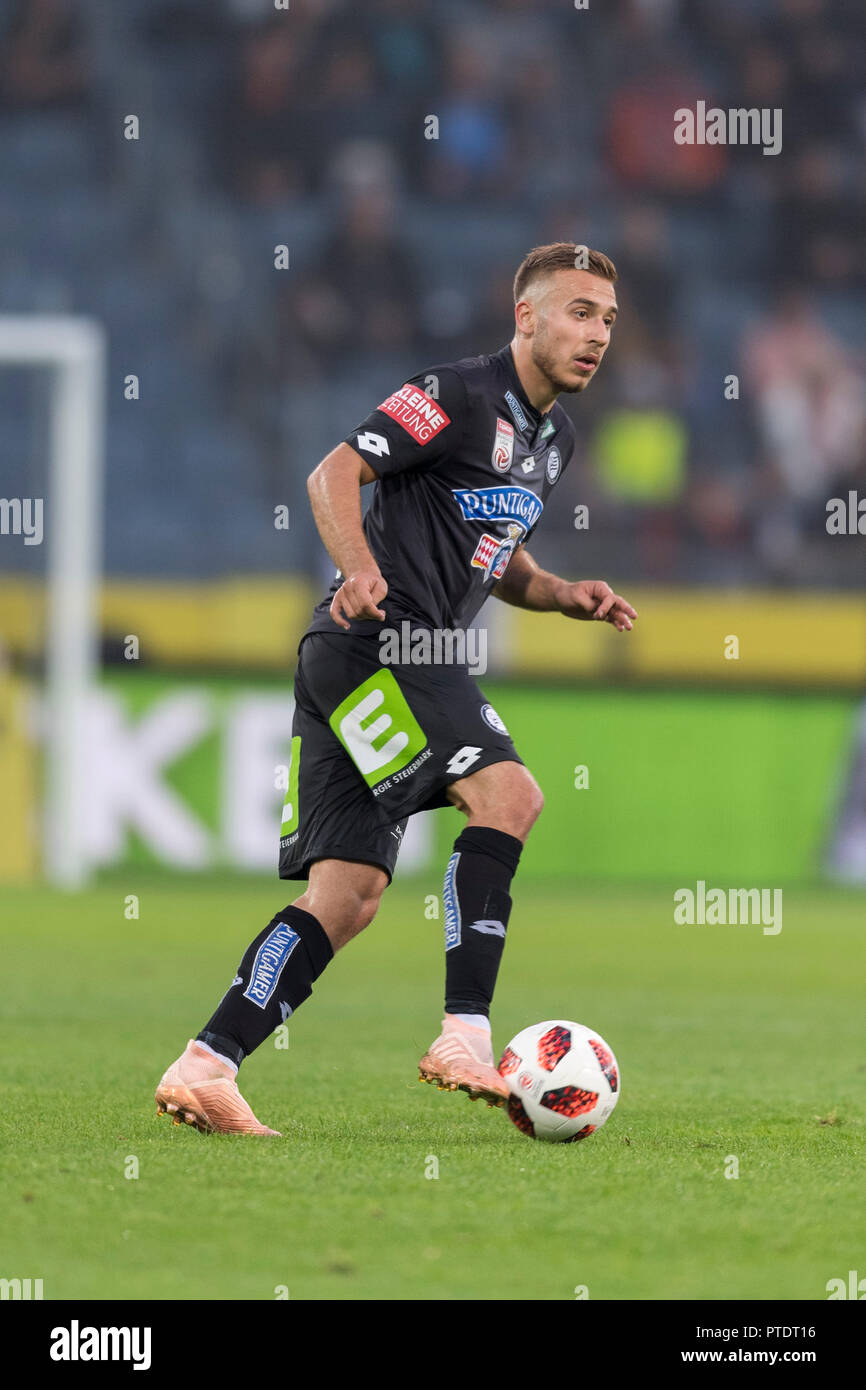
left=498, top=1021, right=620, bottom=1142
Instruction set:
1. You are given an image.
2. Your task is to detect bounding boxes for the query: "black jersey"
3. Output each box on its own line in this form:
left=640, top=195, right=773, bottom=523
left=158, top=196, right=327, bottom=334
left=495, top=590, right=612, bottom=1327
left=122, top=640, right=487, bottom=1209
left=305, top=343, right=577, bottom=638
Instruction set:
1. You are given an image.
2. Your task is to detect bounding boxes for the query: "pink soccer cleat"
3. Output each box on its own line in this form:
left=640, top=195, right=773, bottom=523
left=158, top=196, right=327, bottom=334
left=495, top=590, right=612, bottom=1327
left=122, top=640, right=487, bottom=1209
left=418, top=1014, right=508, bottom=1108
left=155, top=1039, right=281, bottom=1136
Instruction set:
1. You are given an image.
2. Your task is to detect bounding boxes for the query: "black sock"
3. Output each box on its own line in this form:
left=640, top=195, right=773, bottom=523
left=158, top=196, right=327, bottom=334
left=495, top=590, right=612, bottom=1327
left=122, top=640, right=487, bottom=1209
left=196, top=904, right=333, bottom=1068
left=443, top=826, right=523, bottom=1017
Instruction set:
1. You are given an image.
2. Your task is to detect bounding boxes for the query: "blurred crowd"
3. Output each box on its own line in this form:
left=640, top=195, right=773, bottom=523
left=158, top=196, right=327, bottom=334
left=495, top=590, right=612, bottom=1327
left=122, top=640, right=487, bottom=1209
left=0, top=0, right=864, bottom=585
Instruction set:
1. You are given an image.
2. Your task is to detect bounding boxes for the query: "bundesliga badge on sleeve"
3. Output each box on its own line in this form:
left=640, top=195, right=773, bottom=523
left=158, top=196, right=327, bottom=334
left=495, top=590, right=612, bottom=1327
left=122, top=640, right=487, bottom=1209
left=492, top=417, right=515, bottom=472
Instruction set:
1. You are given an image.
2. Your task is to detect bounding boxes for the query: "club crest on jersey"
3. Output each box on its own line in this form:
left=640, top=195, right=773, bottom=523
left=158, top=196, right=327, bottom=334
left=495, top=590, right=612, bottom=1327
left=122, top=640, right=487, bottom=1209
left=470, top=523, right=522, bottom=581
left=492, top=417, right=514, bottom=473
left=378, top=383, right=450, bottom=445
left=481, top=703, right=508, bottom=734
left=452, top=485, right=543, bottom=530
left=504, top=390, right=529, bottom=433
left=546, top=446, right=561, bottom=483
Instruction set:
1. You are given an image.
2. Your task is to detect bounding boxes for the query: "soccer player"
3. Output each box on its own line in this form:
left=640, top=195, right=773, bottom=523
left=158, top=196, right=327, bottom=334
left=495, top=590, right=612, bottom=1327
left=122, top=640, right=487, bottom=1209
left=155, top=243, right=637, bottom=1134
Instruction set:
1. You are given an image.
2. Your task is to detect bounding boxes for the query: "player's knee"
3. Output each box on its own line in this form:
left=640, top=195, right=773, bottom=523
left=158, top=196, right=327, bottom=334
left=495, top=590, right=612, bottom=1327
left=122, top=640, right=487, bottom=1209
left=301, top=862, right=386, bottom=946
left=525, top=780, right=545, bottom=826
left=350, top=891, right=382, bottom=934
left=510, top=779, right=544, bottom=838
left=481, top=764, right=544, bottom=839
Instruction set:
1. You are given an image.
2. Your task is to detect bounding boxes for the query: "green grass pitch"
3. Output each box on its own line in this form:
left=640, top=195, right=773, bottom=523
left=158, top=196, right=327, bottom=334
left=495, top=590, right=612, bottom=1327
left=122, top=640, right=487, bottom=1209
left=2, top=877, right=864, bottom=1301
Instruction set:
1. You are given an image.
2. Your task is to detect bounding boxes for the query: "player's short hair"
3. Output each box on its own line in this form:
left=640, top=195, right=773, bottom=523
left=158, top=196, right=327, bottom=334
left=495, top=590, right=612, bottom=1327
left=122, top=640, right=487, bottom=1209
left=513, top=243, right=618, bottom=304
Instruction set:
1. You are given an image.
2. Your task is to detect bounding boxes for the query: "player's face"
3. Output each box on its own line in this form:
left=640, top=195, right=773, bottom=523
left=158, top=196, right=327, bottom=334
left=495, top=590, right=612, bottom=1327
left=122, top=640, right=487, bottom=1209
left=528, top=270, right=618, bottom=394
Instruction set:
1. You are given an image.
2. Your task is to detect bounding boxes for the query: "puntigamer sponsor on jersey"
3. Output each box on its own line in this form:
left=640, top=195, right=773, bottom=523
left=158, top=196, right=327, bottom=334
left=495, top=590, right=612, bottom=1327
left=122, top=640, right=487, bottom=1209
left=378, top=383, right=451, bottom=443
left=451, top=485, right=544, bottom=529
left=504, top=389, right=529, bottom=433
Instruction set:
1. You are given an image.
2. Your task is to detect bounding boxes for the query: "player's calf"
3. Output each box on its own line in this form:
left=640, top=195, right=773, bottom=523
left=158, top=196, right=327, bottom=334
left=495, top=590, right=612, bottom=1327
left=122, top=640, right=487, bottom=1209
left=195, top=902, right=334, bottom=1074
left=419, top=762, right=539, bottom=1107
left=155, top=861, right=389, bottom=1134
left=293, top=859, right=389, bottom=952
left=418, top=820, right=524, bottom=1107
left=195, top=862, right=388, bottom=1069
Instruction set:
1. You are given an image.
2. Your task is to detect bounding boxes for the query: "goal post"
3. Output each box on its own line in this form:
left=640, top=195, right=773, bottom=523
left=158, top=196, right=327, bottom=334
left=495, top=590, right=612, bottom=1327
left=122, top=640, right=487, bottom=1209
left=0, top=316, right=106, bottom=888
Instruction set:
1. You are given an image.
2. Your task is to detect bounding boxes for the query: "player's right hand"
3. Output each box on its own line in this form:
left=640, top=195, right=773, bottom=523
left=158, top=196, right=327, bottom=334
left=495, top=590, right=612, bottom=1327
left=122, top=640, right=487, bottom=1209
left=330, top=569, right=388, bottom=630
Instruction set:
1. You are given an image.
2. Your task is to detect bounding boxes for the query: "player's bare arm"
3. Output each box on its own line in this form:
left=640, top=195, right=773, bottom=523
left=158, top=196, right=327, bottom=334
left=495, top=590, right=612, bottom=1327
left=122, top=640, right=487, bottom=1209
left=493, top=546, right=637, bottom=631
left=306, top=442, right=387, bottom=630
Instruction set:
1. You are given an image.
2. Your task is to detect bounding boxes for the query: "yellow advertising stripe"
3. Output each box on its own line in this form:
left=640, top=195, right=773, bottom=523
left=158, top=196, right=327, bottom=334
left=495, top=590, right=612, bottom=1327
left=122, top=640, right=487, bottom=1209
left=0, top=576, right=314, bottom=668
left=0, top=673, right=37, bottom=880
left=0, top=575, right=44, bottom=655
left=511, top=589, right=866, bottom=685
left=1, top=578, right=864, bottom=683
left=102, top=578, right=314, bottom=667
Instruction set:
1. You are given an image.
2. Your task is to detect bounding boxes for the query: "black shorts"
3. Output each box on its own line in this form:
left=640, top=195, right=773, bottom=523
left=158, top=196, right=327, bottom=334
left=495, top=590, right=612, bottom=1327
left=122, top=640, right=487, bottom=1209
left=278, top=630, right=523, bottom=882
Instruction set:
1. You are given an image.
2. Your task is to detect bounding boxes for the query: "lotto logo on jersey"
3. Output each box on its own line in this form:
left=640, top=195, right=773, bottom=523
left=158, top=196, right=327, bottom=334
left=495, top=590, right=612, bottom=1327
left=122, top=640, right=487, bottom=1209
left=492, top=417, right=514, bottom=472
left=378, top=383, right=451, bottom=444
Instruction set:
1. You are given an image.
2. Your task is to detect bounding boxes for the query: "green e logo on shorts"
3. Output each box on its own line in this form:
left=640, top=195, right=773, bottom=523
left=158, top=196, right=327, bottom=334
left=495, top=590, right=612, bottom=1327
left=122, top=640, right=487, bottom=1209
left=329, top=669, right=427, bottom=789
left=280, top=734, right=302, bottom=835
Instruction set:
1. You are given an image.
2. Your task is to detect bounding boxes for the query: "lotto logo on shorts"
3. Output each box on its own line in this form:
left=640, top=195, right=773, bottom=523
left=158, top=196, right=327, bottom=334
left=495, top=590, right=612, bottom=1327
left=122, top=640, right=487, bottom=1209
left=243, top=922, right=301, bottom=1009
left=378, top=384, right=450, bottom=444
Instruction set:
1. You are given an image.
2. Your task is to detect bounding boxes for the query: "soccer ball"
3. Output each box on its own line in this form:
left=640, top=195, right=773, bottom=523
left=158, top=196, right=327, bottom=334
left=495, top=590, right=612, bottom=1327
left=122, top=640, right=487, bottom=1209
left=498, top=1020, right=620, bottom=1142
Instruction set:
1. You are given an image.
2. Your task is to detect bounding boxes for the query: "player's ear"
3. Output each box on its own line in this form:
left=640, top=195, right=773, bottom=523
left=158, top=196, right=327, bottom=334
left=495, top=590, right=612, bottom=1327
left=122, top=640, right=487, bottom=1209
left=514, top=299, right=534, bottom=335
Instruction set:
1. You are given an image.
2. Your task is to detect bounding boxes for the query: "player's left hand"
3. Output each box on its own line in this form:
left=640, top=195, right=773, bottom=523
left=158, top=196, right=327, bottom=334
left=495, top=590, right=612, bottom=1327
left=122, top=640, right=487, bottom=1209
left=558, top=579, right=637, bottom=631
